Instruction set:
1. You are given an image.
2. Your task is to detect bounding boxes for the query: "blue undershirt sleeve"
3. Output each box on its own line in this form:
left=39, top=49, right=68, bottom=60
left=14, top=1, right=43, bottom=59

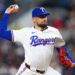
left=0, top=13, right=13, bottom=41
left=0, top=30, right=13, bottom=41
left=0, top=13, right=10, bottom=31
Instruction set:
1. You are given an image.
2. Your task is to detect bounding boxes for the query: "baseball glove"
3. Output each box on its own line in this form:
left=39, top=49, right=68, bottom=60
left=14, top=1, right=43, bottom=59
left=59, top=48, right=72, bottom=69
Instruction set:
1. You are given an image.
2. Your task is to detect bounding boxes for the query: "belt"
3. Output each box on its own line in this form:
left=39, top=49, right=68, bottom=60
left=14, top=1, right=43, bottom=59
left=25, top=63, right=45, bottom=74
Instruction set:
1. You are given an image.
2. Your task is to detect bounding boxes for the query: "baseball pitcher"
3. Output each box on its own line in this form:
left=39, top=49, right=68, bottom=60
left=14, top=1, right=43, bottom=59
left=0, top=4, right=75, bottom=75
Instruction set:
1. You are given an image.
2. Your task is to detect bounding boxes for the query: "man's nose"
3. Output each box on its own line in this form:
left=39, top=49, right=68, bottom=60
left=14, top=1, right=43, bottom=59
left=43, top=18, right=47, bottom=21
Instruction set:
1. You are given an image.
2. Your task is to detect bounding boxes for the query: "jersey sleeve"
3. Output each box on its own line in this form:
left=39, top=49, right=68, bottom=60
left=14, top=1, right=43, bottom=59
left=12, top=29, right=25, bottom=43
left=54, top=29, right=65, bottom=47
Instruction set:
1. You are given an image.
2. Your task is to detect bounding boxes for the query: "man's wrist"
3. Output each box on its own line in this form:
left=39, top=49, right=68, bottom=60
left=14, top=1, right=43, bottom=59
left=70, top=63, right=75, bottom=69
left=5, top=11, right=11, bottom=14
left=4, top=13, right=10, bottom=15
left=5, top=9, right=11, bottom=14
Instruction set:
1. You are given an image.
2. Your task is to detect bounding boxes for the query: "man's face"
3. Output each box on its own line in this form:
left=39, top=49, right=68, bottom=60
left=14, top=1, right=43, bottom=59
left=32, top=14, right=48, bottom=28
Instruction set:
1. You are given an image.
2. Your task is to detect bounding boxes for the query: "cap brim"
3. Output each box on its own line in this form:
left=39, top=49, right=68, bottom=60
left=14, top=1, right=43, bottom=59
left=42, top=13, right=50, bottom=16
left=46, top=13, right=50, bottom=15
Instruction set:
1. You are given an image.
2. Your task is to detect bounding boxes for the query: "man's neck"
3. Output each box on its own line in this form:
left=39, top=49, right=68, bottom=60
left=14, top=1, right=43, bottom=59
left=34, top=25, right=48, bottom=31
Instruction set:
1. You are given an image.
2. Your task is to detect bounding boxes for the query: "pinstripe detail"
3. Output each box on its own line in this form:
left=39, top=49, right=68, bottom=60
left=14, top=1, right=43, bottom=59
left=10, top=30, right=14, bottom=41
left=18, top=67, right=27, bottom=75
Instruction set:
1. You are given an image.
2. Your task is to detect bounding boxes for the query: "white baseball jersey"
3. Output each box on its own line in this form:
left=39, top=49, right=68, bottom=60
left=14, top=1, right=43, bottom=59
left=12, top=26, right=65, bottom=71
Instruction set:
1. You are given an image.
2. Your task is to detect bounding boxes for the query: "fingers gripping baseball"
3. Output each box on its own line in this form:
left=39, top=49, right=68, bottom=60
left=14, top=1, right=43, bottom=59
left=5, top=4, right=19, bottom=14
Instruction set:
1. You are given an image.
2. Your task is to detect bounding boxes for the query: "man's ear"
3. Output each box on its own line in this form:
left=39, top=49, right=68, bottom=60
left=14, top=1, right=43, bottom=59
left=32, top=17, right=36, bottom=22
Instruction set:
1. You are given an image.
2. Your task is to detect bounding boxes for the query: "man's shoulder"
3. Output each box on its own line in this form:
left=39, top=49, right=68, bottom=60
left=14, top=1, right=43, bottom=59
left=48, top=26, right=59, bottom=32
left=20, top=27, right=32, bottom=31
left=13, top=27, right=32, bottom=34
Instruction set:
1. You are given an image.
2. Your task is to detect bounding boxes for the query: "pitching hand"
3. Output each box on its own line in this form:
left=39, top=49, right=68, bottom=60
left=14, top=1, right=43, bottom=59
left=5, top=4, right=19, bottom=14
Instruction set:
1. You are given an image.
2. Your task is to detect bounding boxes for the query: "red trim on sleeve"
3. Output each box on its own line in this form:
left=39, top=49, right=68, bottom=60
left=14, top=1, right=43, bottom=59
left=10, top=30, right=14, bottom=41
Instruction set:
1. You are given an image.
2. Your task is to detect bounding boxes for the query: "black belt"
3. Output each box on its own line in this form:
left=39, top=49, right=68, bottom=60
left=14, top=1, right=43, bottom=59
left=25, top=63, right=45, bottom=74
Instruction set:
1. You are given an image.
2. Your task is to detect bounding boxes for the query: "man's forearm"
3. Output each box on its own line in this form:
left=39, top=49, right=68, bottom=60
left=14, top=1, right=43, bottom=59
left=0, top=13, right=10, bottom=31
left=0, top=4, right=19, bottom=41
left=0, top=4, right=19, bottom=31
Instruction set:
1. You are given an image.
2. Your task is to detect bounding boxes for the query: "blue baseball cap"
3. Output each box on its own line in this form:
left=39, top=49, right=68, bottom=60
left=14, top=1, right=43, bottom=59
left=32, top=7, right=50, bottom=17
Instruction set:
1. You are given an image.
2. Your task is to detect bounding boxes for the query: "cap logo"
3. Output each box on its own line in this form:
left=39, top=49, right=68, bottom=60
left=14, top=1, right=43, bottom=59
left=40, top=7, right=44, bottom=12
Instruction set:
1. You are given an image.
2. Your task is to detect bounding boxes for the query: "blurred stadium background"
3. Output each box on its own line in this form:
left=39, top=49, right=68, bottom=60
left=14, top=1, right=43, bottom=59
left=0, top=0, right=75, bottom=75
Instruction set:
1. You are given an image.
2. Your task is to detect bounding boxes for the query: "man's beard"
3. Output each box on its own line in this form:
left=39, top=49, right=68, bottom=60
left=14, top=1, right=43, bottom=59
left=38, top=23, right=48, bottom=29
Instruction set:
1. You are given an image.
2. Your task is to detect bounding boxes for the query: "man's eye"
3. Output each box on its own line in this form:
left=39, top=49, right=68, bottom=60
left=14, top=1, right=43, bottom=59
left=38, top=15, right=47, bottom=18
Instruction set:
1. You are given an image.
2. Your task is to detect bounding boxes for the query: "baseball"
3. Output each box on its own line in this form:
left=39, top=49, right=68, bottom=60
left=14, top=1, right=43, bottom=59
left=15, top=4, right=19, bottom=9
